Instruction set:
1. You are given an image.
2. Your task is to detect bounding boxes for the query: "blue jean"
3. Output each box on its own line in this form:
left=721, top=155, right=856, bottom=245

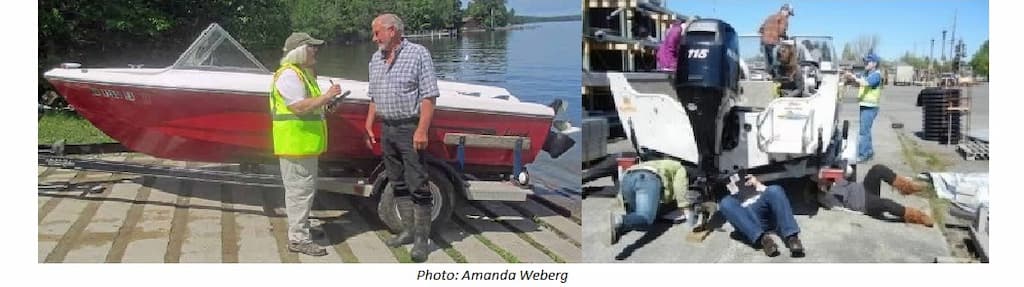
left=719, top=185, right=800, bottom=244
left=858, top=106, right=879, bottom=160
left=762, top=44, right=777, bottom=77
left=619, top=170, right=662, bottom=231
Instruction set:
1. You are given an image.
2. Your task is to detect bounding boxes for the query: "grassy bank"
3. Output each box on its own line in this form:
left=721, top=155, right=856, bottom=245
left=38, top=111, right=115, bottom=144
left=895, top=132, right=950, bottom=228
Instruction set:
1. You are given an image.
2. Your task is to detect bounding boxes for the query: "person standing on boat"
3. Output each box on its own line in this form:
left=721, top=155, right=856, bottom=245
left=842, top=53, right=883, bottom=162
left=365, top=13, right=441, bottom=263
left=758, top=3, right=794, bottom=78
left=270, top=32, right=343, bottom=257
left=656, top=18, right=684, bottom=71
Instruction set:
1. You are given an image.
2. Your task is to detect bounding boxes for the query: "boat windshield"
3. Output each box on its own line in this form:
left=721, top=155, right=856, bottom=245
left=171, top=23, right=269, bottom=73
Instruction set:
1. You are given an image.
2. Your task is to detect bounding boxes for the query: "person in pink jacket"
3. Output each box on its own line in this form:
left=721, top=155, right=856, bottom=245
left=656, top=18, right=686, bottom=71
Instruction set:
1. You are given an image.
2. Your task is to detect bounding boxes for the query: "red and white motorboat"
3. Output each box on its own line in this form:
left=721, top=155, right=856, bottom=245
left=43, top=24, right=572, bottom=178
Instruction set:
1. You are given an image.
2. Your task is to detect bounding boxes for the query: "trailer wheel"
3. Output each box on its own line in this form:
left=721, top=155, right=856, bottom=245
left=374, top=167, right=456, bottom=234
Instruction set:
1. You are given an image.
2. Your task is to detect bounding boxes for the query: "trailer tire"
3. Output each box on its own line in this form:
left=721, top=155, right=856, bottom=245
left=374, top=167, right=456, bottom=234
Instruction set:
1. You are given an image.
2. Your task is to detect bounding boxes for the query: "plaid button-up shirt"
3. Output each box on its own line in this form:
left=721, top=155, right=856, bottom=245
left=368, top=39, right=440, bottom=120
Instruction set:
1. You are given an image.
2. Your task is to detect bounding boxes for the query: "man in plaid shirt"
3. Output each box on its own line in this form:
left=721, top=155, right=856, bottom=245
left=365, top=13, right=440, bottom=263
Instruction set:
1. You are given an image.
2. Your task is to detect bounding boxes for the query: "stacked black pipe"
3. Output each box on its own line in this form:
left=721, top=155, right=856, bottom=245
left=917, top=87, right=962, bottom=144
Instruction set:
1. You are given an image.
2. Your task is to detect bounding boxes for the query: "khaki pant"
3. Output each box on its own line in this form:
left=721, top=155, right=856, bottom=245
left=279, top=157, right=318, bottom=242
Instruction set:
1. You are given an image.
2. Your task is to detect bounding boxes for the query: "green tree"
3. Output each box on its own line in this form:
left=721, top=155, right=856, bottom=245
left=899, top=52, right=930, bottom=70
left=841, top=43, right=855, bottom=61
left=38, top=0, right=462, bottom=104
left=466, top=0, right=511, bottom=27
left=970, top=40, right=989, bottom=77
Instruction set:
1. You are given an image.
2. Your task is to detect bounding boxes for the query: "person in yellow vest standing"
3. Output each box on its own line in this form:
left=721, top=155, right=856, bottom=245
left=270, top=32, right=343, bottom=256
left=843, top=53, right=883, bottom=163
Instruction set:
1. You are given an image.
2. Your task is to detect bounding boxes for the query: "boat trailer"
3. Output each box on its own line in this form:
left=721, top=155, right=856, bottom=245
left=39, top=133, right=536, bottom=201
left=38, top=133, right=550, bottom=232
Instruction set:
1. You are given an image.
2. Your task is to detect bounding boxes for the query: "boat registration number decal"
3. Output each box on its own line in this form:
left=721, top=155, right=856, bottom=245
left=91, top=88, right=136, bottom=102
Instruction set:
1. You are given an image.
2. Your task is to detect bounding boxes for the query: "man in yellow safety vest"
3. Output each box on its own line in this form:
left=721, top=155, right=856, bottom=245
left=843, top=53, right=883, bottom=163
left=270, top=32, right=343, bottom=256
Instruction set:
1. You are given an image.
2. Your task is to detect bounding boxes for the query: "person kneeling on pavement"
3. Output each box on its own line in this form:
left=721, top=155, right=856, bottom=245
left=718, top=174, right=805, bottom=257
left=815, top=164, right=934, bottom=227
left=609, top=159, right=694, bottom=245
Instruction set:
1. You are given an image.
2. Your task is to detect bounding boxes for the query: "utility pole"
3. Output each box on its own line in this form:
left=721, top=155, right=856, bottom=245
left=941, top=30, right=947, bottom=64
left=950, top=9, right=957, bottom=71
left=929, top=38, right=935, bottom=74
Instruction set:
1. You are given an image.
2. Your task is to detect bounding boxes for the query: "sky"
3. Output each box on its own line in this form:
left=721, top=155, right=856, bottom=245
left=667, top=0, right=989, bottom=61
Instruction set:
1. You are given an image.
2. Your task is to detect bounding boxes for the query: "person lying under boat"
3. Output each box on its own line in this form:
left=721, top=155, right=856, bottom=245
left=814, top=164, right=934, bottom=227
left=773, top=41, right=805, bottom=98
left=608, top=158, right=696, bottom=245
left=718, top=173, right=805, bottom=257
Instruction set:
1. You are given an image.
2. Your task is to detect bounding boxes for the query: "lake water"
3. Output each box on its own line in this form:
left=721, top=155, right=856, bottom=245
left=306, top=21, right=584, bottom=193
left=303, top=21, right=583, bottom=125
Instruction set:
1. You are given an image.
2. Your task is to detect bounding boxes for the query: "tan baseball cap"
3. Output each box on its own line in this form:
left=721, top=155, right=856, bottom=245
left=282, top=32, right=325, bottom=52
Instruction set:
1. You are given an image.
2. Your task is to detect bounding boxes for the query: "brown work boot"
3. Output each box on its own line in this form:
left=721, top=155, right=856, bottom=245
left=903, top=208, right=935, bottom=227
left=892, top=176, right=925, bottom=196
left=759, top=233, right=780, bottom=257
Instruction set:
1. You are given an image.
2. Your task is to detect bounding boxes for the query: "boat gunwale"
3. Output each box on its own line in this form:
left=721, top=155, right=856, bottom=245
left=45, top=75, right=558, bottom=120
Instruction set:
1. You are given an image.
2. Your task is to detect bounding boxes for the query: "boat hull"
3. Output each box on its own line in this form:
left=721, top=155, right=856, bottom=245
left=46, top=78, right=553, bottom=171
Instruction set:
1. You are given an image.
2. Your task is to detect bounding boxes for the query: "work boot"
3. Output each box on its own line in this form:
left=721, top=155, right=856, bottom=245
left=759, top=233, right=780, bottom=257
left=410, top=202, right=433, bottom=263
left=609, top=212, right=623, bottom=245
left=892, top=176, right=926, bottom=196
left=903, top=207, right=935, bottom=227
left=385, top=196, right=415, bottom=247
left=785, top=234, right=805, bottom=258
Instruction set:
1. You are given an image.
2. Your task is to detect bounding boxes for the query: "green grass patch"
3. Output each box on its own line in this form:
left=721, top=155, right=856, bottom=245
left=514, top=232, right=565, bottom=263
left=431, top=234, right=468, bottom=263
left=453, top=218, right=520, bottom=263
left=504, top=202, right=581, bottom=248
left=38, top=111, right=115, bottom=144
left=895, top=133, right=950, bottom=228
left=470, top=203, right=565, bottom=263
left=372, top=230, right=413, bottom=263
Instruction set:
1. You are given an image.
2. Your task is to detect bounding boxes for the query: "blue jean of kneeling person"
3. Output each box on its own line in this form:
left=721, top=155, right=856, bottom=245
left=618, top=170, right=662, bottom=231
left=718, top=185, right=800, bottom=244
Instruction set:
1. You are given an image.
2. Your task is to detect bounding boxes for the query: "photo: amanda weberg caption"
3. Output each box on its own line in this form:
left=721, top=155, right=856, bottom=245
left=416, top=269, right=569, bottom=283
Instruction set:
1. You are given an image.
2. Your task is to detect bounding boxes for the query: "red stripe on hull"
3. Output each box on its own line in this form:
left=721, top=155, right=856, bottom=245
left=47, top=79, right=551, bottom=168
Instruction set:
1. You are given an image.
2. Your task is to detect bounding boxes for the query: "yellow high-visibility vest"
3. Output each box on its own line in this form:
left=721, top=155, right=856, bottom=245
left=269, top=63, right=326, bottom=156
left=858, top=70, right=883, bottom=107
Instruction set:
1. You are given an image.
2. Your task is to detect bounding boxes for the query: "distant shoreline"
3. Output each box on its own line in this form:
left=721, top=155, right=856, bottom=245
left=513, top=15, right=582, bottom=24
